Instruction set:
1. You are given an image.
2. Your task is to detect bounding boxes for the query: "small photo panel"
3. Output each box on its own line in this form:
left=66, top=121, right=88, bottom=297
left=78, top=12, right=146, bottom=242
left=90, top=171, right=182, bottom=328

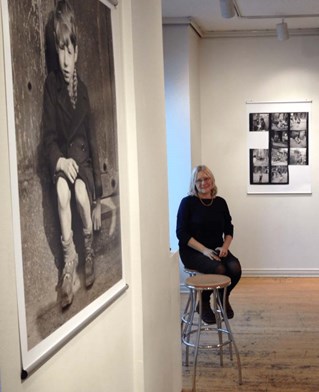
left=270, top=113, right=289, bottom=131
left=289, top=148, right=308, bottom=165
left=270, top=166, right=289, bottom=184
left=250, top=113, right=269, bottom=132
left=290, top=130, right=307, bottom=148
left=270, top=130, right=288, bottom=148
left=251, top=166, right=269, bottom=184
left=290, top=112, right=308, bottom=131
left=271, top=148, right=288, bottom=166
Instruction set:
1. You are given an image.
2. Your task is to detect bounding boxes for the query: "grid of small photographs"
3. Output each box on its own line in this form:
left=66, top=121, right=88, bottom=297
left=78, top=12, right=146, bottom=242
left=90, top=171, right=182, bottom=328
left=249, top=112, right=308, bottom=185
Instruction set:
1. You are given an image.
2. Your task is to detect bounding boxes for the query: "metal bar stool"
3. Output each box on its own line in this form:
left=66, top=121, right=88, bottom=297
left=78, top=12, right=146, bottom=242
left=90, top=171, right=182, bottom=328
left=183, top=274, right=242, bottom=391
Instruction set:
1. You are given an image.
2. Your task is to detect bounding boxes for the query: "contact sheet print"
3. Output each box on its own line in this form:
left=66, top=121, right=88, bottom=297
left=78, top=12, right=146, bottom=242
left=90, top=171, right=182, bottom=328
left=247, top=101, right=311, bottom=194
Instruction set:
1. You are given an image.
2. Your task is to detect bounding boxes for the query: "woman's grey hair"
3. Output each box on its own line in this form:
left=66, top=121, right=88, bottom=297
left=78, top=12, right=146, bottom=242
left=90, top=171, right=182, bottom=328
left=188, top=165, right=218, bottom=197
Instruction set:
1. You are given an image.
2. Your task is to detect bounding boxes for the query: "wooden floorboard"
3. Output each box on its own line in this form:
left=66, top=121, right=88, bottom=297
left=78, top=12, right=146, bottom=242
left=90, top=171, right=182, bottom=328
left=181, top=277, right=319, bottom=392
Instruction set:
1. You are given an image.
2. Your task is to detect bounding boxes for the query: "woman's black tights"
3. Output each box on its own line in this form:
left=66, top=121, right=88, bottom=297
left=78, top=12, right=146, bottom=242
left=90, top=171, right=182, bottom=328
left=181, top=250, right=242, bottom=303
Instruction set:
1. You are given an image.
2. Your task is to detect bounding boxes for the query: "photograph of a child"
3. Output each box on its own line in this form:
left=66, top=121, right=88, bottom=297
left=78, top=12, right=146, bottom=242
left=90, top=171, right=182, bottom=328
left=270, top=112, right=289, bottom=131
left=5, top=0, right=123, bottom=353
left=271, top=166, right=288, bottom=184
left=271, top=148, right=288, bottom=166
left=270, top=130, right=288, bottom=148
left=249, top=113, right=269, bottom=132
left=44, top=0, right=104, bottom=308
left=290, top=112, right=308, bottom=131
left=290, top=130, right=307, bottom=148
left=251, top=148, right=269, bottom=167
left=290, top=148, right=307, bottom=165
left=251, top=166, right=269, bottom=184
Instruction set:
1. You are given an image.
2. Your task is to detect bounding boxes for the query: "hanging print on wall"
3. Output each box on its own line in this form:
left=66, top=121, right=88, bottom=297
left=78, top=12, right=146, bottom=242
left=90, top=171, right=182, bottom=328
left=250, top=112, right=308, bottom=185
left=1, top=0, right=127, bottom=377
left=247, top=101, right=311, bottom=194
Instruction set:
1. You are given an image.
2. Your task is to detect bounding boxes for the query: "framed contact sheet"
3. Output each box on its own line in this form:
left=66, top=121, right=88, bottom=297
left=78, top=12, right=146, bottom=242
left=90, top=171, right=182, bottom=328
left=247, top=101, right=311, bottom=194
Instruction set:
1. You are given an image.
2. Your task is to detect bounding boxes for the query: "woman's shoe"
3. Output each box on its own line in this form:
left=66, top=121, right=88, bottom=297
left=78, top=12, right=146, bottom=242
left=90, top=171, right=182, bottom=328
left=196, top=301, right=216, bottom=324
left=225, top=297, right=234, bottom=319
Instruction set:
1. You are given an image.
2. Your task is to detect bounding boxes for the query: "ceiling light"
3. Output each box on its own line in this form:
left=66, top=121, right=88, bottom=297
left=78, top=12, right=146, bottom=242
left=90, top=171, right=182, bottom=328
left=219, top=0, right=235, bottom=19
left=276, top=19, right=289, bottom=41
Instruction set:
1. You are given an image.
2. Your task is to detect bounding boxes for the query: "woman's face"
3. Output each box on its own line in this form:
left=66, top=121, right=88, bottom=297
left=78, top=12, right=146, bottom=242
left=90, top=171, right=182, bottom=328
left=195, top=171, right=213, bottom=196
left=57, top=41, right=78, bottom=85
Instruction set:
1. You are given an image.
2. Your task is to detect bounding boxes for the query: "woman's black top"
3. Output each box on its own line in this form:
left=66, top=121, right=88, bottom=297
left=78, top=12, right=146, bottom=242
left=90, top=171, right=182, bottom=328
left=176, top=195, right=234, bottom=251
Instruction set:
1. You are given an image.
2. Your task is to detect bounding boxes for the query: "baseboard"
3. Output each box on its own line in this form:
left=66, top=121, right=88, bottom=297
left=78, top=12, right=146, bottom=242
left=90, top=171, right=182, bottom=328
left=179, top=268, right=319, bottom=293
left=242, top=268, right=319, bottom=277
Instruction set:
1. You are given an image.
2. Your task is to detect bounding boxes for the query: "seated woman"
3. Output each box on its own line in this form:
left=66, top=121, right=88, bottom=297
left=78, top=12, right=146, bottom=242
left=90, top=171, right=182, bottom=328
left=176, top=165, right=241, bottom=324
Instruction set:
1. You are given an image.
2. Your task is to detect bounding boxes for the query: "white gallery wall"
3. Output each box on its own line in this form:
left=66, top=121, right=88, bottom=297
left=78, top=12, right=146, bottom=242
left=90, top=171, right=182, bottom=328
left=0, top=1, right=182, bottom=392
left=164, top=25, right=202, bottom=251
left=200, top=35, right=319, bottom=275
left=129, top=0, right=182, bottom=390
left=163, top=25, right=202, bottom=288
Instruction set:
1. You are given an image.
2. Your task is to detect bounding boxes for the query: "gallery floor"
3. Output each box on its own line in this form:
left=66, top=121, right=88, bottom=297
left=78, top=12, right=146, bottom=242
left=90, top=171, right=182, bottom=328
left=181, top=277, right=319, bottom=392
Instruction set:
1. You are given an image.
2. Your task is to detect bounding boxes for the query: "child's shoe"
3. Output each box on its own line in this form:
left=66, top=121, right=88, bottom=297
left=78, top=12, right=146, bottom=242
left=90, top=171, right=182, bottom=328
left=61, top=232, right=78, bottom=308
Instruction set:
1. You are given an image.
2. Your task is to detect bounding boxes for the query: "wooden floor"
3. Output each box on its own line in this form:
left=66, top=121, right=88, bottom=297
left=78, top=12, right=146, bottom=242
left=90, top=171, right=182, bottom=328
left=181, top=277, right=319, bottom=392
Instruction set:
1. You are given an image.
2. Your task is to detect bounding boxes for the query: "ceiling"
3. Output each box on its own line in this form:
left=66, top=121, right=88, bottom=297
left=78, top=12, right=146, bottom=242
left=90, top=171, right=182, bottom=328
left=162, top=0, right=319, bottom=38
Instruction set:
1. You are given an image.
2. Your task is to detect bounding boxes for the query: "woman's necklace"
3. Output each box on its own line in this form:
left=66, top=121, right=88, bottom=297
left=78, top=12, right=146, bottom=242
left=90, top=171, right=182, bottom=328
left=198, top=197, right=213, bottom=207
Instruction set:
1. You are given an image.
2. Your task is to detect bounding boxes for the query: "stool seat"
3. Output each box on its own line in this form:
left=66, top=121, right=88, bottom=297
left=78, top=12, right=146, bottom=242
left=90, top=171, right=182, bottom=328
left=181, top=273, right=242, bottom=391
left=186, top=274, right=231, bottom=290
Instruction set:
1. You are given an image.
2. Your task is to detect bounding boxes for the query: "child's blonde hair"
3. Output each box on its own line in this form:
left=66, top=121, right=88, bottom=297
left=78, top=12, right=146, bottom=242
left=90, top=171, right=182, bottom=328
left=54, top=0, right=77, bottom=49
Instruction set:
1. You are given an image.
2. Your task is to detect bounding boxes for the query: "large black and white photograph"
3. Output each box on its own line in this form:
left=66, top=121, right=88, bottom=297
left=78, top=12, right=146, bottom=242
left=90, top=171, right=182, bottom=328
left=2, top=0, right=126, bottom=374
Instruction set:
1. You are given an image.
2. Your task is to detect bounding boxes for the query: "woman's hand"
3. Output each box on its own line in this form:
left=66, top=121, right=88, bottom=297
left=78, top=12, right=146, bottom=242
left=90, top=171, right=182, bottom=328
left=218, top=235, right=232, bottom=258
left=187, top=237, right=221, bottom=261
left=202, top=247, right=221, bottom=261
left=216, top=246, right=228, bottom=258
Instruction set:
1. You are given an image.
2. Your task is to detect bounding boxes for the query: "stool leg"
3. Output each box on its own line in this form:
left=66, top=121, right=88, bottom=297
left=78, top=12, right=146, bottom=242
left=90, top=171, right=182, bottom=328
left=182, top=270, right=198, bottom=366
left=192, top=289, right=202, bottom=392
left=181, top=288, right=192, bottom=335
left=221, top=289, right=233, bottom=360
left=184, top=287, right=196, bottom=366
left=219, top=290, right=243, bottom=385
left=181, top=287, right=192, bottom=366
left=213, top=288, right=224, bottom=366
